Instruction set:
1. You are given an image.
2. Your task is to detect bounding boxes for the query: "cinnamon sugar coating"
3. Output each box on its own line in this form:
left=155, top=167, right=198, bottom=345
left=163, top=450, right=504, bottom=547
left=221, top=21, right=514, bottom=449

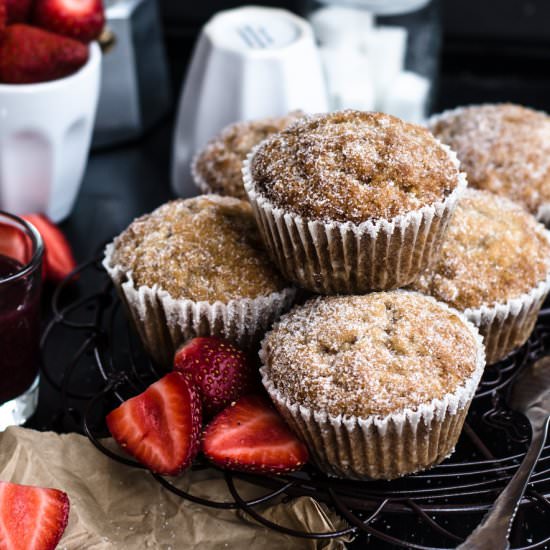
left=430, top=104, right=550, bottom=219
left=411, top=189, right=550, bottom=310
left=194, top=112, right=304, bottom=200
left=110, top=196, right=288, bottom=302
left=262, top=292, right=480, bottom=417
left=250, top=110, right=460, bottom=223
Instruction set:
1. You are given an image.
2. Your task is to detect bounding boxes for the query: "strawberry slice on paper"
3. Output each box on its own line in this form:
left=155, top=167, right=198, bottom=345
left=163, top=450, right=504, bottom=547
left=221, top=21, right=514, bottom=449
left=33, top=0, right=105, bottom=43
left=106, top=372, right=202, bottom=476
left=23, top=214, right=76, bottom=283
left=0, top=481, right=70, bottom=550
left=202, top=395, right=309, bottom=475
left=174, top=337, right=256, bottom=418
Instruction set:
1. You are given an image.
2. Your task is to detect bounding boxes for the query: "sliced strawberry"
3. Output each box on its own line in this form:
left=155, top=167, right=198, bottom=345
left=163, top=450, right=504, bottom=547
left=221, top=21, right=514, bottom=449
left=174, top=337, right=256, bottom=418
left=106, top=372, right=202, bottom=476
left=0, top=24, right=89, bottom=84
left=33, top=0, right=105, bottom=43
left=6, top=0, right=33, bottom=23
left=202, top=395, right=309, bottom=474
left=0, top=222, right=30, bottom=266
left=23, top=214, right=76, bottom=283
left=0, top=481, right=70, bottom=550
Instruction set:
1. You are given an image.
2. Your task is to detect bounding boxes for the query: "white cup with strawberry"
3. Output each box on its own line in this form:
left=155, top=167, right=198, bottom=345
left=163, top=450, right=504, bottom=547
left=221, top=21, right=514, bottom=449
left=0, top=0, right=105, bottom=222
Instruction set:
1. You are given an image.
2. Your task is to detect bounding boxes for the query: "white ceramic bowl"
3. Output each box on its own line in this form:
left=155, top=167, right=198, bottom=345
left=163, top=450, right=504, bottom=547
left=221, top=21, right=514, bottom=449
left=0, top=42, right=101, bottom=222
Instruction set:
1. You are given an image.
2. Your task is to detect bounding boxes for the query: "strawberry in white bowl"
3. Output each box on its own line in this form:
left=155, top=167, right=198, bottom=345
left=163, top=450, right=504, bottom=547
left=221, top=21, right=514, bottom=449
left=0, top=0, right=104, bottom=221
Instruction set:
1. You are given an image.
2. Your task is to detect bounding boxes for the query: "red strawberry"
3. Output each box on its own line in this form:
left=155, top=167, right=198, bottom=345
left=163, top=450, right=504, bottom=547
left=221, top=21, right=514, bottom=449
left=202, top=395, right=309, bottom=474
left=174, top=337, right=256, bottom=418
left=0, top=222, right=30, bottom=265
left=23, top=214, right=76, bottom=283
left=33, top=0, right=104, bottom=43
left=0, top=25, right=89, bottom=84
left=6, top=0, right=33, bottom=23
left=0, top=0, right=6, bottom=34
left=0, top=481, right=70, bottom=550
left=106, top=372, right=202, bottom=476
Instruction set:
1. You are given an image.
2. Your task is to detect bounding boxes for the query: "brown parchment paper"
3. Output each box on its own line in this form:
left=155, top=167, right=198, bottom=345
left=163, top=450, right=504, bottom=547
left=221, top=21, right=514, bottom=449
left=0, top=427, right=352, bottom=549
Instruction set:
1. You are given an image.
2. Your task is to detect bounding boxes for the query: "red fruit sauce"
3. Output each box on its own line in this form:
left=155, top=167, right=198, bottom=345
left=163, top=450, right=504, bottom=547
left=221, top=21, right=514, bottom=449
left=0, top=254, right=41, bottom=404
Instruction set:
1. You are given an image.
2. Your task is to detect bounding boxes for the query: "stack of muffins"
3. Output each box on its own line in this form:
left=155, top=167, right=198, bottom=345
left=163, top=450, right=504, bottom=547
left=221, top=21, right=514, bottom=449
left=104, top=105, right=550, bottom=480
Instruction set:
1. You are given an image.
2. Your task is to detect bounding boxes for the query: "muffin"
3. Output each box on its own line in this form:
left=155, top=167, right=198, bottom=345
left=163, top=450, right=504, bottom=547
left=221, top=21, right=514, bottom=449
left=429, top=103, right=550, bottom=223
left=411, top=188, right=550, bottom=364
left=192, top=111, right=304, bottom=200
left=260, top=291, right=485, bottom=480
left=103, top=195, right=296, bottom=366
left=243, top=110, right=466, bottom=294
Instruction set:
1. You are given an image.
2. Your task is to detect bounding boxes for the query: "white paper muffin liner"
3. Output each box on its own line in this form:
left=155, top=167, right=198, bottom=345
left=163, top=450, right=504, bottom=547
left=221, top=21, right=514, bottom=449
left=242, top=143, right=467, bottom=294
left=260, top=298, right=486, bottom=480
left=428, top=106, right=550, bottom=226
left=464, top=267, right=550, bottom=365
left=103, top=243, right=296, bottom=367
left=190, top=151, right=216, bottom=195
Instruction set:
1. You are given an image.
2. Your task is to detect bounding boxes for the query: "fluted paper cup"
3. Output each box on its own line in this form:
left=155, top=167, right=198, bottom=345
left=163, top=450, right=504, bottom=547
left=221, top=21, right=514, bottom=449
left=260, top=308, right=485, bottom=480
left=243, top=144, right=467, bottom=294
left=465, top=271, right=550, bottom=364
left=103, top=243, right=296, bottom=367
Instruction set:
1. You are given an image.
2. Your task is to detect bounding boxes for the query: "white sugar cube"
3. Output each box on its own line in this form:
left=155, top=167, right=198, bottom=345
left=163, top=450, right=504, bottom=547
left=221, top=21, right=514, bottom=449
left=381, top=70, right=430, bottom=124
left=363, top=26, right=408, bottom=107
left=320, top=44, right=375, bottom=111
left=310, top=5, right=374, bottom=48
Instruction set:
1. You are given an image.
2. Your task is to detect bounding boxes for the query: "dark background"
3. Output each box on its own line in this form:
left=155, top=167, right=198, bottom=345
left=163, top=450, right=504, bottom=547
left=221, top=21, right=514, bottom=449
left=157, top=0, right=550, bottom=112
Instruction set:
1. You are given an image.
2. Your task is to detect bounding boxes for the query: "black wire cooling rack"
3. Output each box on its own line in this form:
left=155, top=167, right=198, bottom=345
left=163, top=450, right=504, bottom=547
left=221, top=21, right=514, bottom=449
left=40, top=257, right=550, bottom=549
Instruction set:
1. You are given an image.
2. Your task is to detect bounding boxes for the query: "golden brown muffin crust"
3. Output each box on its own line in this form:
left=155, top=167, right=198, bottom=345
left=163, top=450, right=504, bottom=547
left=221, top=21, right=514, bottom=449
left=194, top=112, right=304, bottom=200
left=411, top=189, right=550, bottom=310
left=250, top=110, right=460, bottom=223
left=110, top=196, right=288, bottom=302
left=430, top=103, right=550, bottom=218
left=262, top=292, right=479, bottom=417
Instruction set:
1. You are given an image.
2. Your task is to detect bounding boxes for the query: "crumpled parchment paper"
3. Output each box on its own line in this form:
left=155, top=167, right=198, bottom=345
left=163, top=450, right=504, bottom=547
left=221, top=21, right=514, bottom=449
left=0, top=427, right=352, bottom=549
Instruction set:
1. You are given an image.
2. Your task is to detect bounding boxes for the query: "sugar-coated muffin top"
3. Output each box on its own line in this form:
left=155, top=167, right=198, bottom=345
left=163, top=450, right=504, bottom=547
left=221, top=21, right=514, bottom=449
left=430, top=103, right=550, bottom=220
left=261, top=291, right=481, bottom=417
left=411, top=189, right=550, bottom=310
left=110, top=195, right=288, bottom=302
left=249, top=110, right=461, bottom=223
left=193, top=111, right=305, bottom=200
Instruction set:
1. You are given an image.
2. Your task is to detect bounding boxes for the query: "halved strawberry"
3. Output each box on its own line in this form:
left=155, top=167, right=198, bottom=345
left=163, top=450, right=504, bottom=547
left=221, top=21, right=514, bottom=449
left=202, top=395, right=309, bottom=474
left=33, top=0, right=105, bottom=43
left=0, top=24, right=89, bottom=84
left=0, top=222, right=30, bottom=265
left=0, top=481, right=70, bottom=550
left=106, top=372, right=202, bottom=476
left=6, top=0, right=33, bottom=23
left=174, top=337, right=256, bottom=418
left=23, top=214, right=76, bottom=283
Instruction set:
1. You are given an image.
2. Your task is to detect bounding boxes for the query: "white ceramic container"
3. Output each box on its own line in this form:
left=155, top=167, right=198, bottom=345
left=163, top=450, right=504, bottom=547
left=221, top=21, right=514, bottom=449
left=171, top=6, right=329, bottom=197
left=0, top=42, right=101, bottom=222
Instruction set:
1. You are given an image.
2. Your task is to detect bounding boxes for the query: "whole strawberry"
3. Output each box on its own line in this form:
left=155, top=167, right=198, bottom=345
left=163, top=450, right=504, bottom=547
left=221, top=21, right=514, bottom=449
left=0, top=24, right=89, bottom=84
left=0, top=0, right=6, bottom=34
left=174, top=337, right=256, bottom=418
left=33, top=0, right=105, bottom=43
left=7, top=0, right=33, bottom=23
